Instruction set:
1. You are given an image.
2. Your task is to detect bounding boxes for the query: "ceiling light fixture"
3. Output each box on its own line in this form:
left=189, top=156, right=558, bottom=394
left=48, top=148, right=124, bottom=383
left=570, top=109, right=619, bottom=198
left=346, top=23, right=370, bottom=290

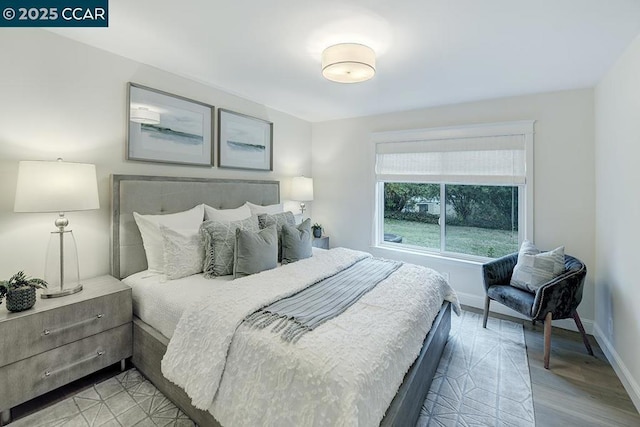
left=321, top=43, right=376, bottom=83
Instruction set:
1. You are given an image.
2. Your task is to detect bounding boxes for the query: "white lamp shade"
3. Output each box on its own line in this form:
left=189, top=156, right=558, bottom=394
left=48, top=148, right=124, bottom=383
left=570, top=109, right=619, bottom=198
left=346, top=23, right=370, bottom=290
left=322, top=43, right=376, bottom=83
left=130, top=107, right=160, bottom=124
left=290, top=176, right=314, bottom=201
left=14, top=160, right=100, bottom=213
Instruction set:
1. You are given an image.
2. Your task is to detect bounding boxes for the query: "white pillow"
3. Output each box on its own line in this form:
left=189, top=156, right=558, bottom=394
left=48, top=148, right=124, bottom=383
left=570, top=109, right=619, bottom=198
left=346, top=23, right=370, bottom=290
left=133, top=204, right=204, bottom=273
left=160, top=225, right=204, bottom=280
left=245, top=201, right=284, bottom=215
left=510, top=240, right=565, bottom=293
left=204, top=204, right=251, bottom=221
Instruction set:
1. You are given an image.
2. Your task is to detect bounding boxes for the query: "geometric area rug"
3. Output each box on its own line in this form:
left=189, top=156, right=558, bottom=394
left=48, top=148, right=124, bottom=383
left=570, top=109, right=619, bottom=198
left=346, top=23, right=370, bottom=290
left=10, top=369, right=195, bottom=427
left=417, top=310, right=535, bottom=427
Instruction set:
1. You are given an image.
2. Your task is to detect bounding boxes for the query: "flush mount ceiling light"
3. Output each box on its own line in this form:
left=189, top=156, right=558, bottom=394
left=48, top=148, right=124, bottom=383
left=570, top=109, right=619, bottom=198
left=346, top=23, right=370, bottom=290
left=130, top=107, right=160, bottom=124
left=321, top=43, right=376, bottom=83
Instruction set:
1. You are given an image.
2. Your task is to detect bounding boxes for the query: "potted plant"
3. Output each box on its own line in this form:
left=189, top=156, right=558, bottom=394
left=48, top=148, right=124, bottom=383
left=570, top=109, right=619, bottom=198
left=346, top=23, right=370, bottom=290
left=312, top=223, right=323, bottom=238
left=0, top=271, right=47, bottom=312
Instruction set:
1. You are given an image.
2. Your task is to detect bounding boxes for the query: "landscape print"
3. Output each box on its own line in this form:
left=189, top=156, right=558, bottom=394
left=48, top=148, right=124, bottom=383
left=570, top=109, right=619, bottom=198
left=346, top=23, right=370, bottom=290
left=127, top=83, right=213, bottom=166
left=218, top=109, right=272, bottom=170
left=140, top=107, right=204, bottom=148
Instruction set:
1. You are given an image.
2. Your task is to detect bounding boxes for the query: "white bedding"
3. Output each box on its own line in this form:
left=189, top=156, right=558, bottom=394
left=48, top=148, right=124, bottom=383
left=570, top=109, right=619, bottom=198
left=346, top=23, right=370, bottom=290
left=155, top=247, right=459, bottom=427
left=123, top=248, right=326, bottom=339
left=123, top=270, right=233, bottom=339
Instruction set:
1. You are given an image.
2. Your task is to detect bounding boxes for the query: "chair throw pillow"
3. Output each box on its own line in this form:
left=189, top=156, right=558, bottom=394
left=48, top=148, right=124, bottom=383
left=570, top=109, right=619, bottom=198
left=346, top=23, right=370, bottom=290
left=281, top=219, right=313, bottom=264
left=510, top=240, right=565, bottom=293
left=234, top=225, right=278, bottom=279
left=201, top=215, right=259, bottom=277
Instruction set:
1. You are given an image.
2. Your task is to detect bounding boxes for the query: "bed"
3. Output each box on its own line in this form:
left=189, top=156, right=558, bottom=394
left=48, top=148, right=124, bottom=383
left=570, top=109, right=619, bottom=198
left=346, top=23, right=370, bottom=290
left=110, top=174, right=457, bottom=427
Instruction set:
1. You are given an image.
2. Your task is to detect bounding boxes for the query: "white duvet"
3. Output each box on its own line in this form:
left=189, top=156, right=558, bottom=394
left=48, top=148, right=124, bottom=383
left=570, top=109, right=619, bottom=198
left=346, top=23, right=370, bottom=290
left=161, top=247, right=460, bottom=426
left=124, top=270, right=233, bottom=339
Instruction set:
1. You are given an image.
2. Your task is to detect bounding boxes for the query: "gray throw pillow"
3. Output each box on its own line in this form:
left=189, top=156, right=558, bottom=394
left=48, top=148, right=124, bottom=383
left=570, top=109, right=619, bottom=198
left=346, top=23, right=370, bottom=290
left=258, top=211, right=295, bottom=261
left=281, top=219, right=313, bottom=264
left=201, top=215, right=259, bottom=277
left=510, top=240, right=565, bottom=293
left=234, top=225, right=278, bottom=279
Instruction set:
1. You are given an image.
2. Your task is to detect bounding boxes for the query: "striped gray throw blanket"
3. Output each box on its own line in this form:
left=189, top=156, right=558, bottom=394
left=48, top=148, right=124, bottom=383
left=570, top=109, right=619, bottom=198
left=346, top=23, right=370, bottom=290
left=245, top=257, right=402, bottom=342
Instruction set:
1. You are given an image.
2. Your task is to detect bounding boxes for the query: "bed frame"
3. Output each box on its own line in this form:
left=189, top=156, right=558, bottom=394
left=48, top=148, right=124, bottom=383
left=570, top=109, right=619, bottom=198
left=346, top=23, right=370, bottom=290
left=111, top=174, right=451, bottom=427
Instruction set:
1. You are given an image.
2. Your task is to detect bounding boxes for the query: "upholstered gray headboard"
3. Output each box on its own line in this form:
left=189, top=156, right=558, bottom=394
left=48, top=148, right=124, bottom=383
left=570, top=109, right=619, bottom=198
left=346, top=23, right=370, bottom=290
left=111, top=174, right=280, bottom=279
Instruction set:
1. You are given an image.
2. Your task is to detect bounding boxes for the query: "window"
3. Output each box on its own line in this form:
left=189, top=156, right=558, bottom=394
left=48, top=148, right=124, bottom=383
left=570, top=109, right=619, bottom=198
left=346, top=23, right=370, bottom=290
left=373, top=121, right=534, bottom=260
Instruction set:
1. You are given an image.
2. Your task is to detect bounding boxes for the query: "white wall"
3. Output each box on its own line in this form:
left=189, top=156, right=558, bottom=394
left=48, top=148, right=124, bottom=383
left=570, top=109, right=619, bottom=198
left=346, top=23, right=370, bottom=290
left=594, top=34, right=640, bottom=410
left=312, top=89, right=596, bottom=330
left=0, top=29, right=312, bottom=280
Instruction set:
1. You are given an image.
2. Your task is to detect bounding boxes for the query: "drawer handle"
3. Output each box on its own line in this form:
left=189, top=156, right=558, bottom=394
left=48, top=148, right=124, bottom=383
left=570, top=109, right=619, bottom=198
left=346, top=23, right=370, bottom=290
left=43, top=349, right=106, bottom=379
left=42, top=314, right=105, bottom=337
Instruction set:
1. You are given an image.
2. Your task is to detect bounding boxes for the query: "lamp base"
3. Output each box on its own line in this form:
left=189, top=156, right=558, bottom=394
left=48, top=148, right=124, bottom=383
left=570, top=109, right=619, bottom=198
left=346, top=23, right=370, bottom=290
left=41, top=284, right=83, bottom=299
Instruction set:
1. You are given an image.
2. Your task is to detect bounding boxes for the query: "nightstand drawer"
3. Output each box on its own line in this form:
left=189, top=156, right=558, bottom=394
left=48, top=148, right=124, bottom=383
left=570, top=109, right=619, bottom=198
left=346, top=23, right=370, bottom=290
left=0, top=287, right=132, bottom=367
left=0, top=323, right=132, bottom=410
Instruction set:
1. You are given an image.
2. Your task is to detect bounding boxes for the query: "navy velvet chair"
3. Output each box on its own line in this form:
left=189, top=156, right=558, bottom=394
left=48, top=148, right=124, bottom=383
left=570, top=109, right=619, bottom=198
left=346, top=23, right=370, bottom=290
left=482, top=252, right=594, bottom=369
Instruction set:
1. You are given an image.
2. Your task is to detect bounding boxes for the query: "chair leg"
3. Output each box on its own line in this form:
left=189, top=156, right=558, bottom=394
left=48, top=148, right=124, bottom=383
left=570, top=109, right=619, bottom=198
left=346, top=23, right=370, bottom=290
left=483, top=296, right=490, bottom=328
left=573, top=311, right=594, bottom=356
left=544, top=312, right=552, bottom=369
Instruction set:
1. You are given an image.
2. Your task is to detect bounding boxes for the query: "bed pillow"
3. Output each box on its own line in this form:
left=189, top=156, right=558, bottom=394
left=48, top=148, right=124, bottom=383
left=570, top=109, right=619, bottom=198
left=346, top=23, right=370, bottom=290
left=510, top=240, right=565, bottom=293
left=258, top=211, right=296, bottom=261
left=234, top=225, right=278, bottom=279
left=160, top=225, right=205, bottom=280
left=281, top=219, right=313, bottom=264
left=201, top=215, right=259, bottom=277
left=133, top=204, right=205, bottom=273
left=246, top=201, right=284, bottom=216
left=204, top=204, right=251, bottom=221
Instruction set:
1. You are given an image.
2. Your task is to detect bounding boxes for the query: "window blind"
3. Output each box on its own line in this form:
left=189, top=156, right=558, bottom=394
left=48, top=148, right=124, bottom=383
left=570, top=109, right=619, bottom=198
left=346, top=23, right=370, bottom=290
left=375, top=134, right=526, bottom=185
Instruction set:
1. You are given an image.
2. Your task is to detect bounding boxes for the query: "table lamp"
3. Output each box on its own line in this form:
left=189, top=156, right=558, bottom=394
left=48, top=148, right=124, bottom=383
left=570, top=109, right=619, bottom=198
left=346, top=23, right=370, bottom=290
left=290, top=176, right=314, bottom=215
left=14, top=159, right=100, bottom=298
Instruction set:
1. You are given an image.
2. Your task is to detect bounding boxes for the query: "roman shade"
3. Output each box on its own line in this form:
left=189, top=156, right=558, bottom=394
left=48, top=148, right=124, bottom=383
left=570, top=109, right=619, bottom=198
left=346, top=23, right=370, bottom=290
left=374, top=122, right=533, bottom=185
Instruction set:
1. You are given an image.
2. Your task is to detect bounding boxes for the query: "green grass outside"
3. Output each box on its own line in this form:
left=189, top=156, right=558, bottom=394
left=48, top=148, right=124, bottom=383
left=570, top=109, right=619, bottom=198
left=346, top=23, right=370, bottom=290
left=383, top=218, right=518, bottom=258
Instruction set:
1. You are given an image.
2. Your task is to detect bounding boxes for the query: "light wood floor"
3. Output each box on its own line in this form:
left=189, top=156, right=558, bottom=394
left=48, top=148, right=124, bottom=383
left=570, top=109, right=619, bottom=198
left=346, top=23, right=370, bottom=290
left=11, top=308, right=640, bottom=426
left=467, top=306, right=640, bottom=427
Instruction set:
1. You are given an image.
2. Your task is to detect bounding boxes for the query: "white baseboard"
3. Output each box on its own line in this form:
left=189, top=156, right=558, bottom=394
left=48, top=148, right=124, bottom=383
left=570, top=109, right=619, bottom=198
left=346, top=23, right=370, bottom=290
left=593, top=324, right=640, bottom=412
left=456, top=291, right=594, bottom=334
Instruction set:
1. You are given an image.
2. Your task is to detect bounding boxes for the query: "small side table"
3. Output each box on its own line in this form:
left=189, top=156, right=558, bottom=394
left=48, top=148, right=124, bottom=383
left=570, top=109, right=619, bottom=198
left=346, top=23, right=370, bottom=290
left=312, top=236, right=330, bottom=249
left=0, top=275, right=132, bottom=425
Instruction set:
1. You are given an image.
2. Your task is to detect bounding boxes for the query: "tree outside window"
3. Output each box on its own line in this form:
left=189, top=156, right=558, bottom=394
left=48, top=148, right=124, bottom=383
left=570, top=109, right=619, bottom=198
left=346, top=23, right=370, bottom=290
left=382, top=182, right=519, bottom=258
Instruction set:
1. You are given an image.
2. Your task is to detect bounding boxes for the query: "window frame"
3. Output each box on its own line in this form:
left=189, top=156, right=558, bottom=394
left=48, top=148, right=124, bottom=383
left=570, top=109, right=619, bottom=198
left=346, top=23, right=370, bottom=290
left=372, top=121, right=534, bottom=262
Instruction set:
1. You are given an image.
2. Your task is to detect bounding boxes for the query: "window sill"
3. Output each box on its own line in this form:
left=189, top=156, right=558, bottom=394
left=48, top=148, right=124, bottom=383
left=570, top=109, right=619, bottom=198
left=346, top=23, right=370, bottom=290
left=372, top=243, right=487, bottom=266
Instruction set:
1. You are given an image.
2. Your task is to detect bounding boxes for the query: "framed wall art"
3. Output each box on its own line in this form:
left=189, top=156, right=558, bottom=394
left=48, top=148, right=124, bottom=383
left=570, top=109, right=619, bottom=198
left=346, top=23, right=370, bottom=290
left=127, top=83, right=214, bottom=166
left=218, top=109, right=273, bottom=171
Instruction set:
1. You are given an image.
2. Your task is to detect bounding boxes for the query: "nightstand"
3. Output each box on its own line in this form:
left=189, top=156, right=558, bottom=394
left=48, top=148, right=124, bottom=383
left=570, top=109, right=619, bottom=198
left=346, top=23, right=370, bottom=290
left=0, top=275, right=132, bottom=425
left=312, top=236, right=330, bottom=249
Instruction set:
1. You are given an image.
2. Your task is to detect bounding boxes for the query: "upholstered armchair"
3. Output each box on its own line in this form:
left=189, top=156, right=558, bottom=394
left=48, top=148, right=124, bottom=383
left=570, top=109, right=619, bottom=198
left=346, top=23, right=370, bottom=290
left=482, top=252, right=593, bottom=369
